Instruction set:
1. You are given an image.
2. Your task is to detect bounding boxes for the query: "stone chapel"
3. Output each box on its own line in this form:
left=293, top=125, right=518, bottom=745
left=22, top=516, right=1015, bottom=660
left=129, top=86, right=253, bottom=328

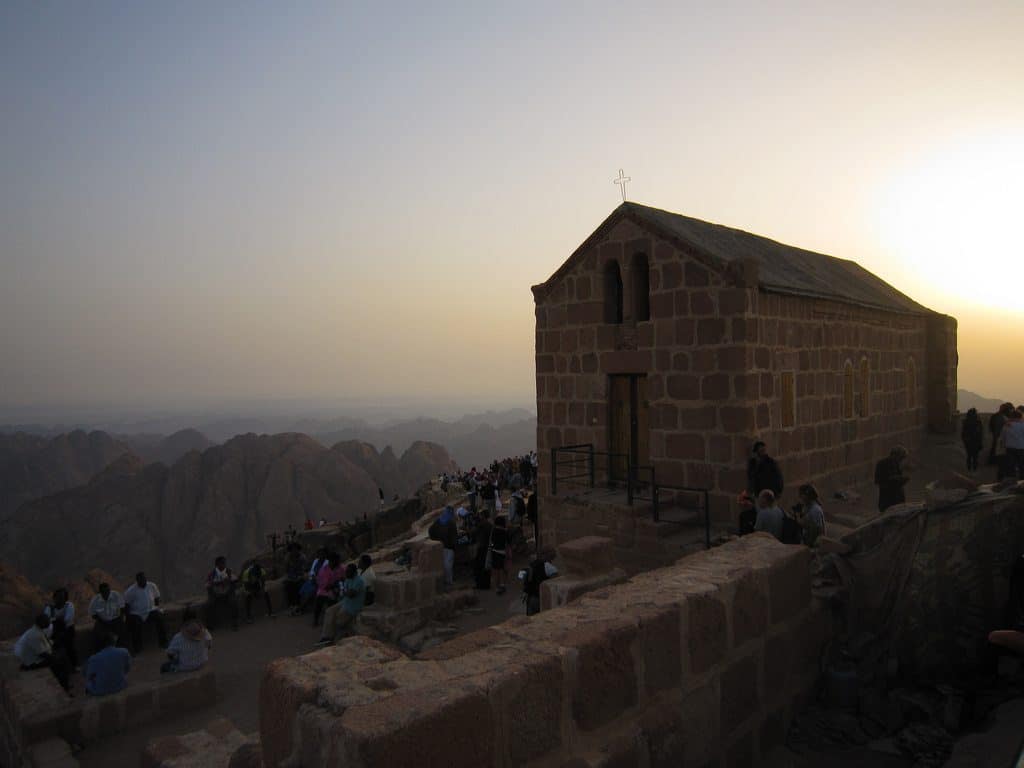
left=532, top=202, right=957, bottom=553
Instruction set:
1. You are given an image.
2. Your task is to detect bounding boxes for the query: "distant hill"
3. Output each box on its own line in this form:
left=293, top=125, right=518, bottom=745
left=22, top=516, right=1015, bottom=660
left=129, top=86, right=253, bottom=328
left=122, top=428, right=215, bottom=465
left=0, top=429, right=137, bottom=517
left=0, top=433, right=455, bottom=599
left=958, top=389, right=1008, bottom=413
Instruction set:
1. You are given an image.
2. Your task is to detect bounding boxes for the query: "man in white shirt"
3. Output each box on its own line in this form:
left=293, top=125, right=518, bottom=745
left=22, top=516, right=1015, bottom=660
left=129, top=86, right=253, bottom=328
left=15, top=614, right=71, bottom=691
left=123, top=571, right=167, bottom=655
left=89, top=582, right=126, bottom=651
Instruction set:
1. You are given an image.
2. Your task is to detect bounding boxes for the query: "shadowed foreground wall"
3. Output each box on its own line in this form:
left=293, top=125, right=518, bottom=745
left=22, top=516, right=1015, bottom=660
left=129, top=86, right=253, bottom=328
left=259, top=534, right=830, bottom=767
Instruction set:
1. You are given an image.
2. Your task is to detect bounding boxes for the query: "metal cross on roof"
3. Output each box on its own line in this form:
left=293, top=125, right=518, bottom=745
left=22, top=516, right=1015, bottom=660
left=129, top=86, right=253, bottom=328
left=613, top=168, right=631, bottom=201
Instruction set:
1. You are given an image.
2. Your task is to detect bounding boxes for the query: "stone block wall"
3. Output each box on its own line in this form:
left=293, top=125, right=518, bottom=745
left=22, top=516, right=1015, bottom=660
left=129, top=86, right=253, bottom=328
left=533, top=216, right=954, bottom=535
left=258, top=534, right=831, bottom=767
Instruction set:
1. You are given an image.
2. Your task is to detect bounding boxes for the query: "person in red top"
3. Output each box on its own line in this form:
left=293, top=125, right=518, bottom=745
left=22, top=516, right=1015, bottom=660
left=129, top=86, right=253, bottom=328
left=312, top=553, right=343, bottom=627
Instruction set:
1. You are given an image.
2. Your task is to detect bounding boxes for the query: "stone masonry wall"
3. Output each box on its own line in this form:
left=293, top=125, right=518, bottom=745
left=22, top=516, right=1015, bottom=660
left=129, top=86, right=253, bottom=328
left=258, top=534, right=832, bottom=767
left=533, top=217, right=947, bottom=533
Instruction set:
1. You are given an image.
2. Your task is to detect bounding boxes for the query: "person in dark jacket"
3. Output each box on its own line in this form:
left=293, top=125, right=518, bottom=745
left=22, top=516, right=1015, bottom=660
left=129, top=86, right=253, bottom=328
left=961, top=408, right=984, bottom=472
left=474, top=511, right=493, bottom=590
left=989, top=404, right=1011, bottom=466
left=874, top=446, right=909, bottom=513
left=747, top=442, right=784, bottom=497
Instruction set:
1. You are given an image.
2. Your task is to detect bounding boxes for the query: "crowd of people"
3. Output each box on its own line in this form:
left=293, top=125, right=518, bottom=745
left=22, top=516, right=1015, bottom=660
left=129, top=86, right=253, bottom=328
left=980, top=403, right=1024, bottom=481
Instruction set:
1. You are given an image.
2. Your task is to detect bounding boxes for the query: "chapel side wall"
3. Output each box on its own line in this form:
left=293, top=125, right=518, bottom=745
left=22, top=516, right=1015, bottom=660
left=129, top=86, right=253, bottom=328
left=534, top=218, right=758, bottom=540
left=752, top=292, right=931, bottom=494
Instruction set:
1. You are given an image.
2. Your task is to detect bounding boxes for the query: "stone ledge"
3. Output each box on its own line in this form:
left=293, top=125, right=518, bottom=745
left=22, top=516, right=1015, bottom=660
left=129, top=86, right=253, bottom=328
left=142, top=717, right=259, bottom=768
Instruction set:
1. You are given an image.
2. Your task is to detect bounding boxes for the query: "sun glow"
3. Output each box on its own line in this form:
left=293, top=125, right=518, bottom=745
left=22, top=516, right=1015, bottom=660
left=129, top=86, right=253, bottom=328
left=876, top=134, right=1024, bottom=314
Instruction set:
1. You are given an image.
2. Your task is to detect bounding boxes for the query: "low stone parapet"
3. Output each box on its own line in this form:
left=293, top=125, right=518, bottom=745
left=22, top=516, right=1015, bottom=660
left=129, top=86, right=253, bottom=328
left=258, top=533, right=830, bottom=767
left=143, top=717, right=259, bottom=768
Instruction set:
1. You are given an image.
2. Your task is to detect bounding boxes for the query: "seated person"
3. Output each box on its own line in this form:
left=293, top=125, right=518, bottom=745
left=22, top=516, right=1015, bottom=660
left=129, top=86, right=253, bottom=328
left=162, top=608, right=213, bottom=673
left=753, top=489, right=785, bottom=541
left=358, top=554, right=376, bottom=606
left=89, top=582, right=125, bottom=651
left=241, top=559, right=274, bottom=622
left=15, top=614, right=71, bottom=691
left=205, top=556, right=239, bottom=631
left=85, top=633, right=131, bottom=696
left=317, top=563, right=365, bottom=646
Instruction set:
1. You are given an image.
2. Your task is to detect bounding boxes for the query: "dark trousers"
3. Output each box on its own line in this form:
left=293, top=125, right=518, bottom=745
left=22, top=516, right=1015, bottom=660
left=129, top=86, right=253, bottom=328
left=23, top=650, right=71, bottom=691
left=93, top=617, right=125, bottom=651
left=245, top=588, right=273, bottom=619
left=1008, top=448, right=1024, bottom=479
left=966, top=449, right=981, bottom=472
left=206, top=593, right=239, bottom=630
left=127, top=612, right=167, bottom=654
left=312, top=595, right=332, bottom=626
left=284, top=579, right=302, bottom=607
left=50, top=620, right=78, bottom=669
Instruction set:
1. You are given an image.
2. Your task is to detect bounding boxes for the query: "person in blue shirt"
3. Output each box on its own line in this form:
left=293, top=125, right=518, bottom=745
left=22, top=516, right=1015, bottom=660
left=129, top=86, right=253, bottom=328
left=316, top=563, right=365, bottom=646
left=85, top=633, right=132, bottom=696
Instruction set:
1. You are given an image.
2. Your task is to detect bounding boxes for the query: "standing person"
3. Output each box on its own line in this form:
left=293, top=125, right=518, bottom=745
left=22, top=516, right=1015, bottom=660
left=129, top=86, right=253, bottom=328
left=44, top=588, right=78, bottom=670
left=317, top=563, right=366, bottom=646
left=378, top=487, right=385, bottom=513
left=466, top=470, right=478, bottom=513
left=490, top=515, right=509, bottom=595
left=282, top=544, right=306, bottom=613
left=162, top=608, right=212, bottom=674
left=84, top=633, right=131, bottom=696
left=241, top=559, right=274, bottom=623
left=205, top=556, right=239, bottom=631
left=474, top=510, right=493, bottom=590
left=358, top=554, right=376, bottom=607
left=961, top=408, right=985, bottom=473
left=313, top=553, right=343, bottom=627
left=753, top=489, right=785, bottom=542
left=1003, top=410, right=1024, bottom=480
left=15, top=615, right=71, bottom=691
left=747, top=442, right=784, bottom=497
left=526, top=489, right=539, bottom=549
left=989, top=404, right=1011, bottom=466
left=480, top=477, right=497, bottom=516
left=89, top=582, right=125, bottom=650
left=430, top=506, right=458, bottom=588
left=794, top=484, right=826, bottom=547
left=124, top=572, right=167, bottom=655
left=874, top=446, right=909, bottom=513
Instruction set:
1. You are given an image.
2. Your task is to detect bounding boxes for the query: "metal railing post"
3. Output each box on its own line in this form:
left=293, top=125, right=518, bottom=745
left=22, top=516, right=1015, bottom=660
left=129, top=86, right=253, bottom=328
left=704, top=490, right=711, bottom=549
left=627, top=459, right=634, bottom=506
left=551, top=448, right=558, bottom=496
left=588, top=444, right=595, bottom=489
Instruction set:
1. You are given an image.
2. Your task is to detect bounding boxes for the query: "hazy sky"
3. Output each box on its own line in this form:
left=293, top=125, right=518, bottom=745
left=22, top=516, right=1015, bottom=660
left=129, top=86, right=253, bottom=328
left=2, top=1, right=1022, bottom=413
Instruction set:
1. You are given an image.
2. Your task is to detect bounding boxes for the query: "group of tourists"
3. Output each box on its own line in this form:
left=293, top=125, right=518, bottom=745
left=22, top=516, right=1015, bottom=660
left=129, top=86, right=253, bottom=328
left=738, top=441, right=827, bottom=547
left=439, top=451, right=539, bottom=496
left=972, top=403, right=1024, bottom=480
left=13, top=572, right=211, bottom=696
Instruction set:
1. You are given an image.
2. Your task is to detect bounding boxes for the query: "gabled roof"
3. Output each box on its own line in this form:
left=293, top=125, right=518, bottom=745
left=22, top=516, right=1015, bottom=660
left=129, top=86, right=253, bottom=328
left=535, top=202, right=932, bottom=316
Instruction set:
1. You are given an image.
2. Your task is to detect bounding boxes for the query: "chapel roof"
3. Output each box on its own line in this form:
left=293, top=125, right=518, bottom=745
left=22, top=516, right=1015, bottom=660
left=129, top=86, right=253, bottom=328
left=538, top=202, right=932, bottom=316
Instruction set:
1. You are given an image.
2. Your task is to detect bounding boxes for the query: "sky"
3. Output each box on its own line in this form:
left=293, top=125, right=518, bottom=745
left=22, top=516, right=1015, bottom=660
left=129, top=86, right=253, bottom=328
left=1, top=0, right=1022, bottom=416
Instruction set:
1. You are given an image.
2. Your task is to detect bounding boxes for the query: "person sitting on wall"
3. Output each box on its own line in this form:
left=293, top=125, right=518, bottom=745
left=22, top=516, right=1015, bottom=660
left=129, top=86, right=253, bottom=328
left=162, top=608, right=213, bottom=674
left=15, top=614, right=72, bottom=691
left=520, top=550, right=558, bottom=616
left=358, top=554, right=376, bottom=607
left=85, top=632, right=131, bottom=696
left=241, top=559, right=275, bottom=623
left=124, top=571, right=168, bottom=655
left=874, top=446, right=909, bottom=513
left=747, top=441, right=784, bottom=497
left=753, top=489, right=785, bottom=542
left=737, top=490, right=756, bottom=536
left=313, top=552, right=344, bottom=627
left=317, top=563, right=365, bottom=646
left=792, top=484, right=826, bottom=547
left=89, top=582, right=126, bottom=651
left=44, top=587, right=78, bottom=671
left=206, top=556, right=239, bottom=631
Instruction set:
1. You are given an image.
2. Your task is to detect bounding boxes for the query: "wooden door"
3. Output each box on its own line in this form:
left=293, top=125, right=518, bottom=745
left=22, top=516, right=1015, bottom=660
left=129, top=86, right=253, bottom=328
left=609, top=375, right=632, bottom=484
left=608, top=374, right=649, bottom=485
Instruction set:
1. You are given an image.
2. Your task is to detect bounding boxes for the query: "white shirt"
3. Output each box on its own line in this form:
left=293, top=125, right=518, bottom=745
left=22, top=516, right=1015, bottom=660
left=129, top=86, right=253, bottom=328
left=167, top=627, right=212, bottom=672
left=123, top=582, right=160, bottom=618
left=15, top=625, right=52, bottom=666
left=360, top=566, right=376, bottom=592
left=44, top=602, right=75, bottom=626
left=89, top=591, right=125, bottom=622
